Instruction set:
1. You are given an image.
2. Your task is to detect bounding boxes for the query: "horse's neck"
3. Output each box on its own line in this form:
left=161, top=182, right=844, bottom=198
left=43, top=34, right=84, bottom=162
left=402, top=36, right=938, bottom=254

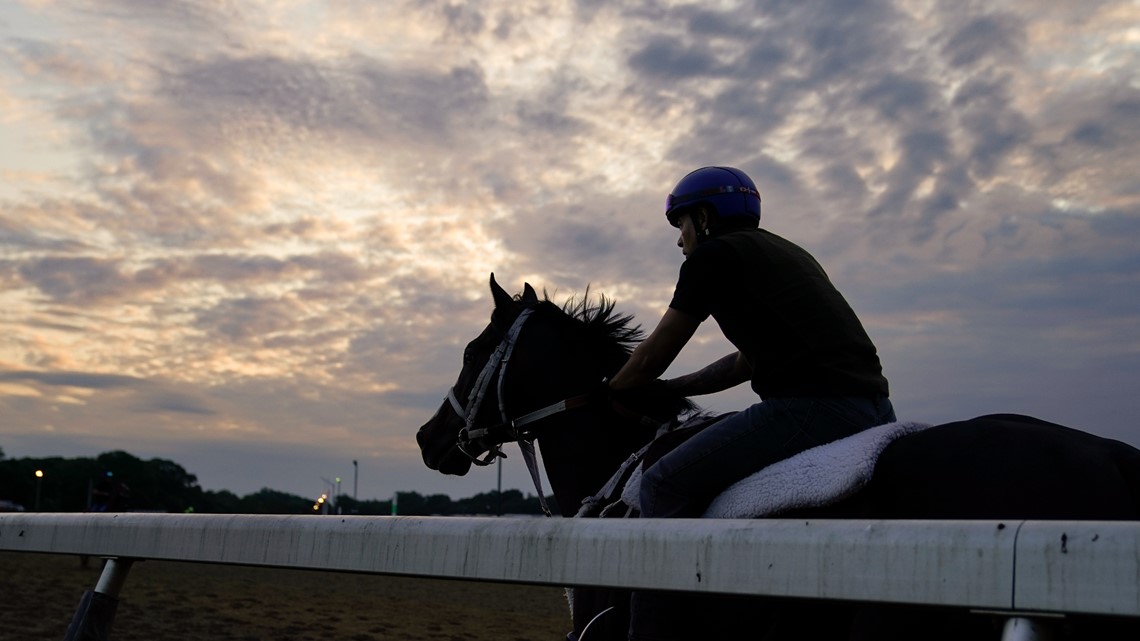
left=521, top=310, right=660, bottom=515
left=535, top=392, right=668, bottom=516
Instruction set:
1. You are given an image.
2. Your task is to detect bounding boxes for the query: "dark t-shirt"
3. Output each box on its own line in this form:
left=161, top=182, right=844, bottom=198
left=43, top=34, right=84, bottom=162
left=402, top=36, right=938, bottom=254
left=669, top=228, right=889, bottom=399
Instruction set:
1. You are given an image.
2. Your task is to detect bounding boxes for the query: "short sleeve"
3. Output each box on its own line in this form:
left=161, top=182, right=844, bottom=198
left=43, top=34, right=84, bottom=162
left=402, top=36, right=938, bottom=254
left=667, top=244, right=722, bottom=322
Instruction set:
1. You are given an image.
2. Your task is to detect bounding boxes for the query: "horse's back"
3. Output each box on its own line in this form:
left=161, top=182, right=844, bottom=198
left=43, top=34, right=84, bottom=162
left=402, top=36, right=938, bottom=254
left=866, top=413, right=1140, bottom=520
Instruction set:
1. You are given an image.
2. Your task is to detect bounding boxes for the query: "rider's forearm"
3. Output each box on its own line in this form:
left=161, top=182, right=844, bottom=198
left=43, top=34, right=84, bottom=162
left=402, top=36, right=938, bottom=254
left=609, top=341, right=671, bottom=390
left=664, top=351, right=751, bottom=397
left=608, top=308, right=700, bottom=391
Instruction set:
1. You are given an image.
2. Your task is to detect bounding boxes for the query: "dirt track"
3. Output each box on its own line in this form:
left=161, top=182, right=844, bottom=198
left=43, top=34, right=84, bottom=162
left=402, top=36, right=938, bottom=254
left=0, top=551, right=572, bottom=640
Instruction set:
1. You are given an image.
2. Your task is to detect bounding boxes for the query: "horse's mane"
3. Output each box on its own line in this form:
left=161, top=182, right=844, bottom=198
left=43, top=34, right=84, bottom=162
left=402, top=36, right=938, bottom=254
left=556, top=287, right=643, bottom=356
left=531, top=287, right=699, bottom=418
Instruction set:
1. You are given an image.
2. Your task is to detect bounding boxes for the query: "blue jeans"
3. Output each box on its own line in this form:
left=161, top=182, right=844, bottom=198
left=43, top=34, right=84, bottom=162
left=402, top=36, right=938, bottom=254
left=630, top=395, right=896, bottom=640
left=640, top=396, right=896, bottom=518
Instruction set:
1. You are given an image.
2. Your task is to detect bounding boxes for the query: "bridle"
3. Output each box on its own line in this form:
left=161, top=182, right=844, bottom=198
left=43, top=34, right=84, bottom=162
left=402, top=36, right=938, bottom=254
left=443, top=305, right=588, bottom=516
left=444, top=307, right=582, bottom=453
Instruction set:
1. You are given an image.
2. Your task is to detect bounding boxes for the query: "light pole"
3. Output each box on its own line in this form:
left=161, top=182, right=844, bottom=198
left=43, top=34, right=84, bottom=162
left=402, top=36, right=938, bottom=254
left=320, top=477, right=338, bottom=514
left=352, top=460, right=358, bottom=501
left=34, top=470, right=44, bottom=511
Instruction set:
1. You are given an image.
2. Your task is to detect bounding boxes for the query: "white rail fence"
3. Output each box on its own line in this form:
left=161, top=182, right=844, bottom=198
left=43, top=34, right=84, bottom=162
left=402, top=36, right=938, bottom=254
left=2, top=514, right=1138, bottom=640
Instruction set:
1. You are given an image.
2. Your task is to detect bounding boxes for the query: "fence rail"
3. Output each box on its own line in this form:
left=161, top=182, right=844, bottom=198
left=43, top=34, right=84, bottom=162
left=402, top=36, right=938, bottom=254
left=2, top=514, right=1139, bottom=638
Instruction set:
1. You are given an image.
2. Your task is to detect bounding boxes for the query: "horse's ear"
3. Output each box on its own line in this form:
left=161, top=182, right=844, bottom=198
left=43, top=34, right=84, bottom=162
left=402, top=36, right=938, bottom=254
left=490, top=273, right=513, bottom=309
left=522, top=283, right=539, bottom=304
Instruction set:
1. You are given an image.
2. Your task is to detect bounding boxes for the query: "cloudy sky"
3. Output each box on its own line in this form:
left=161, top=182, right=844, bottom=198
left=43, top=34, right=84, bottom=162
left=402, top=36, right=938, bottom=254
left=2, top=0, right=1137, bottom=505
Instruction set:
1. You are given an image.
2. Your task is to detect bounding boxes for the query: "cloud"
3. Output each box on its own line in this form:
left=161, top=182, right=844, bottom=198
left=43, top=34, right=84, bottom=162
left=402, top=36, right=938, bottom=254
left=952, top=73, right=1032, bottom=180
left=162, top=54, right=491, bottom=151
left=7, top=250, right=370, bottom=306
left=0, top=370, right=140, bottom=389
left=0, top=368, right=217, bottom=422
left=15, top=256, right=148, bottom=304
left=193, top=296, right=304, bottom=343
left=628, top=36, right=723, bottom=79
left=130, top=391, right=217, bottom=416
left=941, top=12, right=1026, bottom=68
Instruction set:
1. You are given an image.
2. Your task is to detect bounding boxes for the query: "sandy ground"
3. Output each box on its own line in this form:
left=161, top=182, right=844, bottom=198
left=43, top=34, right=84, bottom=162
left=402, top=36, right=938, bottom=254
left=0, top=551, right=573, bottom=640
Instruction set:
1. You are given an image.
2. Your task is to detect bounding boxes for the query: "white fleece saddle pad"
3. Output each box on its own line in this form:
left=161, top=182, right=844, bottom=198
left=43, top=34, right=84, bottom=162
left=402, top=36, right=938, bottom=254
left=612, top=420, right=931, bottom=518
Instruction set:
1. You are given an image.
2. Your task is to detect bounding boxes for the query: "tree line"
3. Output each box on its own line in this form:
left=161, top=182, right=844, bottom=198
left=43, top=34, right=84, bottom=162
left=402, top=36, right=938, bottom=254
left=0, top=447, right=557, bottom=516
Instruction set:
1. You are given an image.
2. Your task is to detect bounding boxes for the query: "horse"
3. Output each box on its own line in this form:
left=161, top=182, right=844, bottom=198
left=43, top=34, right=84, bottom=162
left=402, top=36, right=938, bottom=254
left=417, top=275, right=1140, bottom=640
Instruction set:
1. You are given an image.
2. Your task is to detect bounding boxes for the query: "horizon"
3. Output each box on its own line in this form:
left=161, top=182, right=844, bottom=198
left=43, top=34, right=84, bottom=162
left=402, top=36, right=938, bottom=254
left=1, top=446, right=550, bottom=506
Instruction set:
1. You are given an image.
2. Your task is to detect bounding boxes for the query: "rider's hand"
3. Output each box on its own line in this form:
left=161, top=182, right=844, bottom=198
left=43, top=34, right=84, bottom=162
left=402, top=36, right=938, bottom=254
left=598, top=378, right=669, bottom=406
left=589, top=379, right=615, bottom=405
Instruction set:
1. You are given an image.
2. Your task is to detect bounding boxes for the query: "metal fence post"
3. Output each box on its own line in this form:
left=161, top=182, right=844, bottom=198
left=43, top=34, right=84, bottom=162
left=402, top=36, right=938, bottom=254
left=62, top=557, right=135, bottom=641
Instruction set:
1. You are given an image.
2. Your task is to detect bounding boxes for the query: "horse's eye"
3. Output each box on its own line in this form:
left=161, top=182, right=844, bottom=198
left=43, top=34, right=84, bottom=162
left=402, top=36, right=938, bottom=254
left=463, top=348, right=473, bottom=364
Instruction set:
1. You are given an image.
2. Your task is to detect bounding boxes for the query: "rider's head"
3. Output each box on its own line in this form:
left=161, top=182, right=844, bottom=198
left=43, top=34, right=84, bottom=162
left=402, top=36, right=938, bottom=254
left=664, top=166, right=762, bottom=237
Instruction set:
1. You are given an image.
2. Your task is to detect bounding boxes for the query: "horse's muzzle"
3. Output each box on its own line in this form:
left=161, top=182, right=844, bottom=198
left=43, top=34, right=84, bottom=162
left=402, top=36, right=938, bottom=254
left=416, top=401, right=475, bottom=476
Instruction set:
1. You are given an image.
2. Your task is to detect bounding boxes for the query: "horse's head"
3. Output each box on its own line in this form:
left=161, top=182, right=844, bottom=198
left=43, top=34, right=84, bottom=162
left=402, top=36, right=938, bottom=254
left=417, top=273, right=698, bottom=480
left=416, top=273, right=541, bottom=475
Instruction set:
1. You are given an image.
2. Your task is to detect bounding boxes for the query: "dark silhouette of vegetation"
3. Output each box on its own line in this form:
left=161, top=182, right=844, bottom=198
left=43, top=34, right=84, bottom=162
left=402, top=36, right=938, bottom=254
left=0, top=449, right=556, bottom=516
left=336, top=488, right=557, bottom=516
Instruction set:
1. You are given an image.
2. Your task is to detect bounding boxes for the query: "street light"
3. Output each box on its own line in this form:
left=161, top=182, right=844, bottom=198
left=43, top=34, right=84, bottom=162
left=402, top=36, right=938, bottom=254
left=34, top=470, right=44, bottom=511
left=319, top=477, right=338, bottom=514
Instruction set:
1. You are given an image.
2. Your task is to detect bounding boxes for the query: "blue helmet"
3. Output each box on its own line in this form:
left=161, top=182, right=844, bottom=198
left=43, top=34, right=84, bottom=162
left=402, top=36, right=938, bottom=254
left=665, top=166, right=761, bottom=228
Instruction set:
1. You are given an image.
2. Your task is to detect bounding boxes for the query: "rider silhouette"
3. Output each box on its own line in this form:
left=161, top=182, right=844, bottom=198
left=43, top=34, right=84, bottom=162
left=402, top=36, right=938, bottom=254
left=607, top=166, right=895, bottom=640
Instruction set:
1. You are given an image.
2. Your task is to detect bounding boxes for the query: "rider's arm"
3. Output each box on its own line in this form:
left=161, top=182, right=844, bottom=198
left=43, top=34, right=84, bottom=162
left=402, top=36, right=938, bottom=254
left=663, top=351, right=752, bottom=397
left=608, top=307, right=701, bottom=390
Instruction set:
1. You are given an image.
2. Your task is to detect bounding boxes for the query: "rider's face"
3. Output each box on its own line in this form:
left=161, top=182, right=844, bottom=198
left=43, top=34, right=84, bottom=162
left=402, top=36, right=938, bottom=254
left=676, top=210, right=705, bottom=256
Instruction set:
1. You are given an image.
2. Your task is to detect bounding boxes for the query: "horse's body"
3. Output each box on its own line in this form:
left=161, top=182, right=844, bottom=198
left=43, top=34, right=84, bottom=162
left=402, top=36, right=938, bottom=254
left=417, top=276, right=1140, bottom=640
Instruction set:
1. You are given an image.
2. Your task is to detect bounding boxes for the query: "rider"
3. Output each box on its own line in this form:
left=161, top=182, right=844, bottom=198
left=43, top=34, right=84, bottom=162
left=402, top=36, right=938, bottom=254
left=607, top=166, right=896, bottom=640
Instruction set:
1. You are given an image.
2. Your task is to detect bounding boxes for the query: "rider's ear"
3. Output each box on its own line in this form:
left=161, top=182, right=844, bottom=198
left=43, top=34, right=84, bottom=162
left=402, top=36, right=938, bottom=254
left=522, top=283, right=539, bottom=304
left=490, top=273, right=513, bottom=309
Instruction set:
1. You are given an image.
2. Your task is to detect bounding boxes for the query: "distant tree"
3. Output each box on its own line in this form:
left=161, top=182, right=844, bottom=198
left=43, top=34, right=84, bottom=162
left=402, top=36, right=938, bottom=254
left=93, top=450, right=201, bottom=512
left=196, top=489, right=242, bottom=513
left=237, top=488, right=314, bottom=514
left=0, top=455, right=89, bottom=511
left=452, top=489, right=558, bottom=515
left=0, top=450, right=555, bottom=516
left=145, top=458, right=201, bottom=513
left=390, top=491, right=456, bottom=515
left=332, top=496, right=394, bottom=516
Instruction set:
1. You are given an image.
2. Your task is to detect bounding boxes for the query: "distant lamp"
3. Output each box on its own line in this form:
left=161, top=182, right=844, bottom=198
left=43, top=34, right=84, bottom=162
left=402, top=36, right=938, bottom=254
left=34, top=470, right=44, bottom=511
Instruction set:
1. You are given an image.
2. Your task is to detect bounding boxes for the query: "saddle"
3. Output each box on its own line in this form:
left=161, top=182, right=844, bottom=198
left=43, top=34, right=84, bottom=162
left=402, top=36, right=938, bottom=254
left=577, top=414, right=932, bottom=519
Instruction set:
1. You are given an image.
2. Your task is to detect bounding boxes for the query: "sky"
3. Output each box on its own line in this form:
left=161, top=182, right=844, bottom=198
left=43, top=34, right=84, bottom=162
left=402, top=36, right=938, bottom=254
left=1, top=0, right=1138, bottom=505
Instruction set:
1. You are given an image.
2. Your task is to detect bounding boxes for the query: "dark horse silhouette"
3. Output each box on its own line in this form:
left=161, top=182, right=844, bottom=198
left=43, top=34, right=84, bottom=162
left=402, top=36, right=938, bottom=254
left=417, top=275, right=1140, bottom=640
